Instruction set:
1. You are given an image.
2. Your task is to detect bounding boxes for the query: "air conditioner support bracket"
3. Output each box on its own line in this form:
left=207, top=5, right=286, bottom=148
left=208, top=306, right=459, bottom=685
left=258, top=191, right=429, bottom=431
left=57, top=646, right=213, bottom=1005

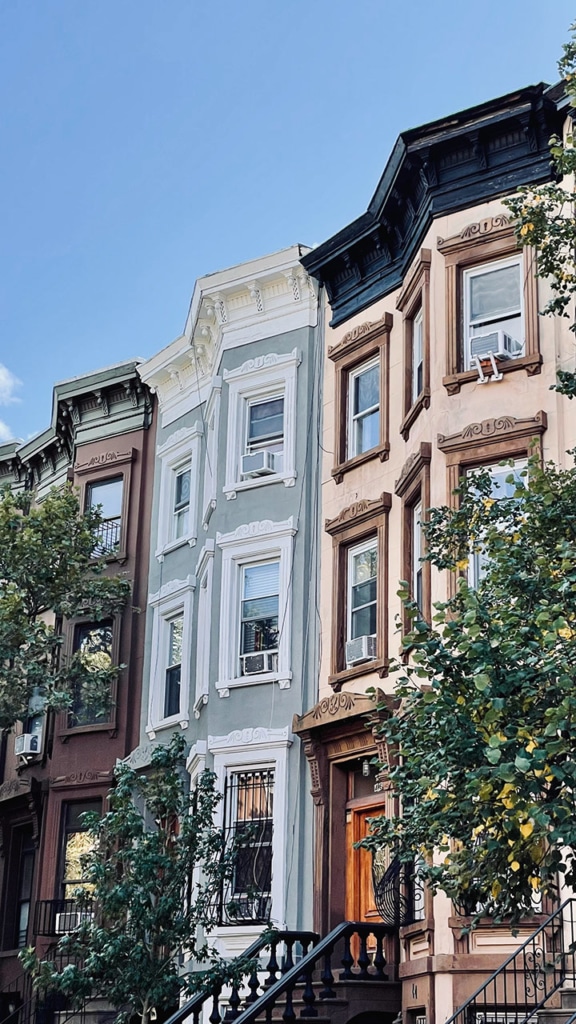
left=471, top=352, right=503, bottom=383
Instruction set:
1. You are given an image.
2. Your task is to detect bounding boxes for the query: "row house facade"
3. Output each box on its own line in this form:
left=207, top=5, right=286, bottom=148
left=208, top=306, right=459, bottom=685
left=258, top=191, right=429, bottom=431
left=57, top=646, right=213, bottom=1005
left=0, top=363, right=155, bottom=1017
left=133, top=246, right=321, bottom=957
left=296, top=81, right=576, bottom=1024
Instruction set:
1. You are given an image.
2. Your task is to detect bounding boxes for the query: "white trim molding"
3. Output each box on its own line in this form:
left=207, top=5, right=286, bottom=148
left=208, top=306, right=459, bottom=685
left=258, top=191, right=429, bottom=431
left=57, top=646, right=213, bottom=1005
left=208, top=726, right=293, bottom=934
left=193, top=541, right=215, bottom=718
left=222, top=349, right=301, bottom=499
left=215, top=519, right=297, bottom=695
left=201, top=378, right=222, bottom=531
left=155, top=423, right=203, bottom=560
left=146, top=576, right=195, bottom=737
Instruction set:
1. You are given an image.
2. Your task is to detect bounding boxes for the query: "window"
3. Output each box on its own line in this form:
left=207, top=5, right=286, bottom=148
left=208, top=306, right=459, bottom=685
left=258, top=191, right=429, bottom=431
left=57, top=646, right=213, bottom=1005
left=463, top=256, right=523, bottom=370
left=397, top=250, right=431, bottom=440
left=155, top=424, right=202, bottom=557
left=146, top=576, right=194, bottom=736
left=15, top=829, right=35, bottom=948
left=240, top=561, right=279, bottom=676
left=325, top=493, right=391, bottom=686
left=87, top=477, right=123, bottom=555
left=395, top=442, right=432, bottom=633
left=438, top=215, right=541, bottom=393
left=347, top=540, right=377, bottom=641
left=69, top=621, right=113, bottom=727
left=164, top=615, right=183, bottom=719
left=329, top=314, right=392, bottom=482
left=173, top=469, right=191, bottom=541
left=223, top=349, right=300, bottom=498
left=467, top=459, right=527, bottom=587
left=219, top=769, right=274, bottom=925
left=216, top=518, right=296, bottom=694
left=59, top=801, right=100, bottom=901
left=348, top=360, right=379, bottom=458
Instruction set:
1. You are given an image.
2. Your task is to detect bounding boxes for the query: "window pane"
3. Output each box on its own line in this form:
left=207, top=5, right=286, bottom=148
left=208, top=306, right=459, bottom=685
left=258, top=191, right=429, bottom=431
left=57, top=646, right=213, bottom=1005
left=248, top=398, right=284, bottom=443
left=164, top=665, right=181, bottom=718
left=241, top=617, right=279, bottom=654
left=175, top=470, right=191, bottom=510
left=351, top=603, right=377, bottom=639
left=354, top=364, right=379, bottom=414
left=355, top=409, right=380, bottom=453
left=242, top=595, right=279, bottom=620
left=169, top=617, right=183, bottom=667
left=351, top=578, right=377, bottom=610
left=243, top=562, right=279, bottom=599
left=87, top=478, right=123, bottom=520
left=469, top=264, right=520, bottom=322
left=352, top=547, right=377, bottom=586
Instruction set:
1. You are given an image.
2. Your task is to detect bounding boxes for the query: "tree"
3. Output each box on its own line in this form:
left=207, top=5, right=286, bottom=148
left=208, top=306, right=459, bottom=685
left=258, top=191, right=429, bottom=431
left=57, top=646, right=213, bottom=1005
left=363, top=29, right=576, bottom=925
left=22, top=736, right=248, bottom=1024
left=0, top=485, right=130, bottom=729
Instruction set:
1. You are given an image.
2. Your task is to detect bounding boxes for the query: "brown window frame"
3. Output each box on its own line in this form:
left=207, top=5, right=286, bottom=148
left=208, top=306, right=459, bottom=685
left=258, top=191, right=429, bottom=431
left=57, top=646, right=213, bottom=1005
left=328, top=314, right=392, bottom=483
left=395, top=443, right=432, bottom=635
left=74, top=448, right=135, bottom=564
left=437, top=410, right=547, bottom=596
left=325, top=493, right=391, bottom=689
left=58, top=615, right=121, bottom=739
left=438, top=216, right=541, bottom=395
left=397, top=250, right=431, bottom=441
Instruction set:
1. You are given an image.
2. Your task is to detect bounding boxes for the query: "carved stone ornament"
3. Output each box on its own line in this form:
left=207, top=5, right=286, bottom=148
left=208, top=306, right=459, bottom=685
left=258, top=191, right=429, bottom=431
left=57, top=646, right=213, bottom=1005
left=122, top=742, right=156, bottom=770
left=208, top=726, right=291, bottom=751
left=437, top=411, right=547, bottom=453
left=328, top=312, right=393, bottom=362
left=51, top=769, right=112, bottom=789
left=437, top=214, right=513, bottom=253
left=325, top=493, right=391, bottom=536
left=217, top=516, right=296, bottom=547
left=293, top=691, right=381, bottom=733
left=74, top=448, right=135, bottom=474
left=223, top=348, right=301, bottom=383
left=148, top=574, right=196, bottom=605
left=0, top=777, right=31, bottom=802
left=395, top=442, right=432, bottom=498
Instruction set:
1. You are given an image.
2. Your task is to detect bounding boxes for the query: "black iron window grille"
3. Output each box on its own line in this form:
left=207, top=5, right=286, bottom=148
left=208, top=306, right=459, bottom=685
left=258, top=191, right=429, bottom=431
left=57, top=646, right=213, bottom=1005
left=219, top=768, right=274, bottom=925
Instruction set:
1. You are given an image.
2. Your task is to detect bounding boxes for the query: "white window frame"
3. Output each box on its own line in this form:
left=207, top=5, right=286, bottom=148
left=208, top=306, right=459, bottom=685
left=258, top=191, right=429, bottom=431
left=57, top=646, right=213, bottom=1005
left=412, top=500, right=423, bottom=614
left=216, top=518, right=297, bottom=695
left=467, top=459, right=527, bottom=588
left=347, top=536, right=378, bottom=643
left=193, top=541, right=214, bottom=719
left=223, top=350, right=300, bottom=499
left=412, top=307, right=424, bottom=405
left=208, top=726, right=292, bottom=942
left=347, top=357, right=380, bottom=459
left=463, top=255, right=524, bottom=370
left=146, top=576, right=195, bottom=736
left=155, top=424, right=203, bottom=559
left=201, top=378, right=222, bottom=531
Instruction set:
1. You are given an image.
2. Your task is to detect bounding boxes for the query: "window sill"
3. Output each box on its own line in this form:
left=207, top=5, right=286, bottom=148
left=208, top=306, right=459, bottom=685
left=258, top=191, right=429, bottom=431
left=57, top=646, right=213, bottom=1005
left=400, top=390, right=430, bottom=441
left=59, top=721, right=116, bottom=740
left=215, top=671, right=292, bottom=697
left=155, top=534, right=197, bottom=561
left=442, top=353, right=542, bottom=395
left=223, top=472, right=296, bottom=500
left=328, top=658, right=388, bottom=691
left=332, top=443, right=390, bottom=484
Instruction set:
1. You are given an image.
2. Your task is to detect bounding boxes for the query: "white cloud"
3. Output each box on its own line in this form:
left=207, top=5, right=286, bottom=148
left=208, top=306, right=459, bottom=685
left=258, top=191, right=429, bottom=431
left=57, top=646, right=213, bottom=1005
left=0, top=364, right=21, bottom=405
left=0, top=419, right=15, bottom=442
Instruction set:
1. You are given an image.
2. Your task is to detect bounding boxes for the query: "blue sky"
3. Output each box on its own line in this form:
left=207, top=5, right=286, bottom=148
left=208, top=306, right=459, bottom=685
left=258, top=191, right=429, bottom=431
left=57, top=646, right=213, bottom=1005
left=0, top=0, right=573, bottom=441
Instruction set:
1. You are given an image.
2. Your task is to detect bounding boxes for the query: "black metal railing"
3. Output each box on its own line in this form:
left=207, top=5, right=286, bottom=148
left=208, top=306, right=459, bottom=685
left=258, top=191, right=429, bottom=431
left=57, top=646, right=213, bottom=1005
left=33, top=899, right=93, bottom=937
left=217, top=770, right=275, bottom=926
left=446, top=897, right=576, bottom=1024
left=163, top=921, right=395, bottom=1024
left=94, top=518, right=121, bottom=556
left=373, top=855, right=425, bottom=927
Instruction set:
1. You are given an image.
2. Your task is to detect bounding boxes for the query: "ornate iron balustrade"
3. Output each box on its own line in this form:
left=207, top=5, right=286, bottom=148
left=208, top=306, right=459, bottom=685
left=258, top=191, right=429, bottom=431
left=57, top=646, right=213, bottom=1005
left=94, top=517, right=121, bottom=556
left=446, top=897, right=576, bottom=1024
left=373, top=854, right=425, bottom=927
left=33, top=899, right=93, bottom=937
left=163, top=921, right=396, bottom=1024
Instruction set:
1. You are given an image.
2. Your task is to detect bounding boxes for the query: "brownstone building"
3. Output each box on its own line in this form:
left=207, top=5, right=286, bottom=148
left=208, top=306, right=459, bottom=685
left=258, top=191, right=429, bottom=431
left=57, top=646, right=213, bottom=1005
left=0, top=362, right=155, bottom=1022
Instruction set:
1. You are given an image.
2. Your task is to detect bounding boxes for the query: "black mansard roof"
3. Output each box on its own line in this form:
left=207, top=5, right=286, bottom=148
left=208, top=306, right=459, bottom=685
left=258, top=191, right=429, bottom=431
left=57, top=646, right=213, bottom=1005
left=301, top=83, right=565, bottom=326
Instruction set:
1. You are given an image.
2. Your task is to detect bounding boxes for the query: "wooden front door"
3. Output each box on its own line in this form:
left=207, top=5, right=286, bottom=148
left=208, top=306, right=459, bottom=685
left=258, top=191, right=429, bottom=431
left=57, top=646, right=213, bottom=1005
left=345, top=793, right=386, bottom=923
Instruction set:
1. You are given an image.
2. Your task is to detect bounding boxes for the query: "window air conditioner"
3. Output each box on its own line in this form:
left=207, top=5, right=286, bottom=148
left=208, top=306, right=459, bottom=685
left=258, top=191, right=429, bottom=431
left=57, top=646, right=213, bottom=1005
left=55, top=910, right=93, bottom=934
left=240, top=652, right=277, bottom=675
left=345, top=634, right=377, bottom=667
left=241, top=450, right=276, bottom=478
left=469, top=330, right=522, bottom=362
left=14, top=733, right=40, bottom=757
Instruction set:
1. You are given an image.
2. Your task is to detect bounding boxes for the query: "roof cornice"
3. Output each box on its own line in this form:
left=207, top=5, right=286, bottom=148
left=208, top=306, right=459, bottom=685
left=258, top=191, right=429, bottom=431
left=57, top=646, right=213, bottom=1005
left=301, top=83, right=563, bottom=326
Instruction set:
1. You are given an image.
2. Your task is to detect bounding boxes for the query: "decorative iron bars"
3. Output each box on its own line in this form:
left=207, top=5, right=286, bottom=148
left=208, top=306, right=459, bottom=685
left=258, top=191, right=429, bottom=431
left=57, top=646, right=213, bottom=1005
left=33, top=898, right=93, bottom=937
left=372, top=854, right=425, bottom=926
left=445, top=897, right=576, bottom=1024
left=93, top=517, right=121, bottom=556
left=218, top=768, right=274, bottom=925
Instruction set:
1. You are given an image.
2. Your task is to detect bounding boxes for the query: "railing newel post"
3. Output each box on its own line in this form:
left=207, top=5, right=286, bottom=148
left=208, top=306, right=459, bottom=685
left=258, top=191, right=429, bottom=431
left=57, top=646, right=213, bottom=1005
left=319, top=948, right=336, bottom=999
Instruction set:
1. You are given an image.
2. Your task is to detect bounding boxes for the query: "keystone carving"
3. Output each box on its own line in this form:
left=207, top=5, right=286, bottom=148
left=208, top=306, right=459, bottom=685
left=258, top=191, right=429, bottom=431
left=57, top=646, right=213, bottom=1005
left=437, top=411, right=547, bottom=453
left=325, top=493, right=391, bottom=535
